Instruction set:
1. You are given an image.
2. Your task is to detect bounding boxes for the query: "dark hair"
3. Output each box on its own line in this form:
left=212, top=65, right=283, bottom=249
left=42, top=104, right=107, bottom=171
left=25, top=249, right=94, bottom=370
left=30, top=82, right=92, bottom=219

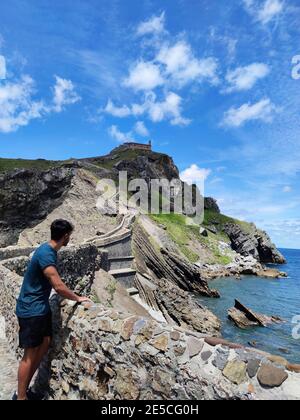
left=51, top=219, right=74, bottom=241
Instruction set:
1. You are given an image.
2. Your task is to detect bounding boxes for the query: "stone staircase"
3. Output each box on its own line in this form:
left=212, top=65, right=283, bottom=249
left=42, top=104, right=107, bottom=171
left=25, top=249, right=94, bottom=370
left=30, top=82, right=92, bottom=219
left=85, top=213, right=137, bottom=289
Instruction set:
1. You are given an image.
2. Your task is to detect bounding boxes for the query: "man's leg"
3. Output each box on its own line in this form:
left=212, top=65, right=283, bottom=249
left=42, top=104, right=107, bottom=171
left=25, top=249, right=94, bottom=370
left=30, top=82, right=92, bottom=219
left=29, top=336, right=51, bottom=384
left=17, top=337, right=51, bottom=400
left=17, top=346, right=41, bottom=400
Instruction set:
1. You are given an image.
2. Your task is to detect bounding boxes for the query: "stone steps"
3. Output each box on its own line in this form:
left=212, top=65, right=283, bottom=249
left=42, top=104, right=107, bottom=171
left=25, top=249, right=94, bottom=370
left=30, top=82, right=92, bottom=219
left=108, top=256, right=135, bottom=270
left=108, top=268, right=137, bottom=288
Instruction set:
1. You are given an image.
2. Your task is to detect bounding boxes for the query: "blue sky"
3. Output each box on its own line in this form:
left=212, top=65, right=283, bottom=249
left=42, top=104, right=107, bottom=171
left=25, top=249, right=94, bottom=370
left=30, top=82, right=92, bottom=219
left=0, top=0, right=300, bottom=248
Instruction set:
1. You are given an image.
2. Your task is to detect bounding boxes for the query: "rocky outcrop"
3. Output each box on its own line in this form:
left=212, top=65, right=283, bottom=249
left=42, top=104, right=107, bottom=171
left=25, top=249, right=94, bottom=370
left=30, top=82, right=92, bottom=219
left=85, top=148, right=180, bottom=185
left=223, top=223, right=286, bottom=264
left=200, top=254, right=287, bottom=280
left=135, top=274, right=221, bottom=336
left=0, top=166, right=76, bottom=247
left=204, top=197, right=220, bottom=213
left=228, top=300, right=283, bottom=329
left=133, top=222, right=219, bottom=298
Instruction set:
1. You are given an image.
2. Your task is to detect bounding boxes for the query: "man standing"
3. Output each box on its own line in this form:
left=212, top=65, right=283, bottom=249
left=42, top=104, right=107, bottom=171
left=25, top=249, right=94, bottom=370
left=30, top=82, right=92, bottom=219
left=15, top=219, right=90, bottom=400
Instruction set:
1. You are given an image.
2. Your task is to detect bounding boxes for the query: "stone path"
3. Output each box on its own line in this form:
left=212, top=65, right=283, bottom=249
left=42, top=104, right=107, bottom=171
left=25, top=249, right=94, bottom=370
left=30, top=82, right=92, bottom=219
left=0, top=339, right=18, bottom=400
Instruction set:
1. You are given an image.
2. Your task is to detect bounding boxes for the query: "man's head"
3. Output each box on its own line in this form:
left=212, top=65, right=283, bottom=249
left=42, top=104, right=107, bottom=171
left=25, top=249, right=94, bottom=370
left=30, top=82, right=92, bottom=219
left=50, top=219, right=74, bottom=247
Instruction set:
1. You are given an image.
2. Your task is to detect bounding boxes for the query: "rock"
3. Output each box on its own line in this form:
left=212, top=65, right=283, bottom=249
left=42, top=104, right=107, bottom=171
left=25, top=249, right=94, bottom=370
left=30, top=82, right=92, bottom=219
left=205, top=337, right=243, bottom=350
left=213, top=348, right=229, bottom=370
left=170, top=331, right=180, bottom=341
left=278, top=348, right=290, bottom=355
left=206, top=225, right=218, bottom=235
left=247, top=359, right=261, bottom=378
left=115, top=368, right=140, bottom=400
left=133, top=223, right=220, bottom=299
left=135, top=275, right=221, bottom=337
left=223, top=223, right=286, bottom=264
left=223, top=361, right=248, bottom=385
left=201, top=351, right=213, bottom=362
left=257, top=364, right=288, bottom=388
left=120, top=316, right=139, bottom=341
left=0, top=167, right=76, bottom=247
left=150, top=334, right=169, bottom=352
left=152, top=368, right=176, bottom=395
left=204, top=197, right=220, bottom=213
left=267, top=355, right=289, bottom=368
left=200, top=228, right=208, bottom=237
left=287, top=364, right=300, bottom=374
left=186, top=337, right=204, bottom=358
left=228, top=308, right=259, bottom=329
left=228, top=300, right=282, bottom=329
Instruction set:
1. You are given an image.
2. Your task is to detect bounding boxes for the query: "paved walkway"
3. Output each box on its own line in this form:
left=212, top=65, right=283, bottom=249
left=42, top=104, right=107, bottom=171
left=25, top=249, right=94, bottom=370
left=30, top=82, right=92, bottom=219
left=0, top=339, right=18, bottom=400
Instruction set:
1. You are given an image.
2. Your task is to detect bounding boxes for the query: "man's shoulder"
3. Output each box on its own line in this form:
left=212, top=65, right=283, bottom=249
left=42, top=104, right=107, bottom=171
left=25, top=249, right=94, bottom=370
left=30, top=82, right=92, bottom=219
left=35, top=243, right=57, bottom=259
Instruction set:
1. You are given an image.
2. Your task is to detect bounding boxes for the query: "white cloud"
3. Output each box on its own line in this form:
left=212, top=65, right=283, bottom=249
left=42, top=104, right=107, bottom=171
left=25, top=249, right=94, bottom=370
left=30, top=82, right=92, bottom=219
left=224, top=63, right=270, bottom=93
left=144, top=91, right=191, bottom=126
left=156, top=41, right=219, bottom=87
left=134, top=121, right=149, bottom=137
left=0, top=57, right=80, bottom=133
left=243, top=0, right=283, bottom=24
left=124, top=61, right=164, bottom=92
left=222, top=98, right=279, bottom=127
left=137, top=12, right=165, bottom=36
left=180, top=164, right=211, bottom=186
left=52, top=76, right=81, bottom=113
left=105, top=91, right=190, bottom=127
left=258, top=0, right=283, bottom=24
left=0, top=75, right=46, bottom=133
left=0, top=55, right=6, bottom=80
left=283, top=186, right=292, bottom=193
left=104, top=100, right=131, bottom=117
left=108, top=125, right=135, bottom=143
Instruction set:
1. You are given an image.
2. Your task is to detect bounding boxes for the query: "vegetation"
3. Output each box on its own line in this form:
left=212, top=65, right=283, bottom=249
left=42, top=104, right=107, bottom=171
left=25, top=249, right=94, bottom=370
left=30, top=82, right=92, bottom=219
left=150, top=212, right=236, bottom=266
left=0, top=158, right=62, bottom=173
left=150, top=213, right=202, bottom=263
left=105, top=280, right=117, bottom=307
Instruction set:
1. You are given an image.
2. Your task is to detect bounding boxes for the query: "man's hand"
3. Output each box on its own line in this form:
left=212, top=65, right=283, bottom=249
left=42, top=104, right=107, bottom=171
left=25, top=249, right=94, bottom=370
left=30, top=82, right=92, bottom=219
left=76, top=296, right=92, bottom=304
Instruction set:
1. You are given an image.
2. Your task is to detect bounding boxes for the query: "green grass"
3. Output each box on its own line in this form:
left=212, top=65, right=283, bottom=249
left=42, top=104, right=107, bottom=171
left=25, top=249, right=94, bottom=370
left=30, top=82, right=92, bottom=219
left=150, top=213, right=201, bottom=263
left=89, top=149, right=143, bottom=171
left=150, top=212, right=235, bottom=266
left=204, top=209, right=255, bottom=235
left=0, top=158, right=63, bottom=173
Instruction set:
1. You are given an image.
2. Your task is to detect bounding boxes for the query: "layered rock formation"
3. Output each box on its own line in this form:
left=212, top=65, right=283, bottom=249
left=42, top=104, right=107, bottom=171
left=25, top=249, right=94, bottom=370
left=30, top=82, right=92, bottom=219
left=133, top=222, right=219, bottom=298
left=228, top=300, right=283, bottom=329
left=224, top=223, right=286, bottom=264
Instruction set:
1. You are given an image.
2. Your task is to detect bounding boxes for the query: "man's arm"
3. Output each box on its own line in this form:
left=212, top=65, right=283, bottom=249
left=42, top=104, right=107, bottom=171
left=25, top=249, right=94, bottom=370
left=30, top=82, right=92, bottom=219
left=43, top=266, right=90, bottom=303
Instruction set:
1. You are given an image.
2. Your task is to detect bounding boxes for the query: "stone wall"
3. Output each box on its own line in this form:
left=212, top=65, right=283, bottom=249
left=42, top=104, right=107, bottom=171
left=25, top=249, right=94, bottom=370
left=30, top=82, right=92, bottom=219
left=1, top=244, right=300, bottom=400
left=45, top=301, right=300, bottom=400
left=0, top=246, right=35, bottom=262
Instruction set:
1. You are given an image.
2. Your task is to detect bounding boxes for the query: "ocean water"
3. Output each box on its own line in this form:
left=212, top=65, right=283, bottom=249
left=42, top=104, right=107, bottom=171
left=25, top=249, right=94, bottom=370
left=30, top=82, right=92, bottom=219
left=199, top=249, right=300, bottom=364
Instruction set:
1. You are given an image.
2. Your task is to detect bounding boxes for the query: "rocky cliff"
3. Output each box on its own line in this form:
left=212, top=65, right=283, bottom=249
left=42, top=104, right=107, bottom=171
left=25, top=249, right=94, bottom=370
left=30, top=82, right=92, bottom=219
left=0, top=166, right=75, bottom=247
left=0, top=146, right=285, bottom=265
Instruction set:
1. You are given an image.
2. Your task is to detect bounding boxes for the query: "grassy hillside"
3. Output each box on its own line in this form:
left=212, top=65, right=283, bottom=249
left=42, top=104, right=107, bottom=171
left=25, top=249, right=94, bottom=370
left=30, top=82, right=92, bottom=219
left=150, top=213, right=234, bottom=265
left=0, top=158, right=62, bottom=173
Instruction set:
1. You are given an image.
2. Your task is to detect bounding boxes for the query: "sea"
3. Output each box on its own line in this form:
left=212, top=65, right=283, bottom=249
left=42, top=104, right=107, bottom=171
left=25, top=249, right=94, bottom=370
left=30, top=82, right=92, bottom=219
left=199, top=248, right=300, bottom=364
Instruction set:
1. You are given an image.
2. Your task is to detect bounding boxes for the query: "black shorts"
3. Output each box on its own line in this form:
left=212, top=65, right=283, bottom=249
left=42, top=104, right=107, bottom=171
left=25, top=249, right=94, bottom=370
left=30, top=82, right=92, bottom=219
left=18, top=312, right=53, bottom=349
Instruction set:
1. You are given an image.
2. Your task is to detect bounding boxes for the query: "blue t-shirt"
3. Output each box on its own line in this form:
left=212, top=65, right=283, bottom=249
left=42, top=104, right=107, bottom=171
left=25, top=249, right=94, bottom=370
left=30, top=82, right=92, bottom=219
left=16, top=243, right=57, bottom=318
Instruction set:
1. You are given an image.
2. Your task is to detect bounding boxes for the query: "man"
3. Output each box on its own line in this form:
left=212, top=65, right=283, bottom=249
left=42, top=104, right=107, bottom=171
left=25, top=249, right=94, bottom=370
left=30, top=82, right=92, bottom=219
left=14, top=219, right=90, bottom=400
